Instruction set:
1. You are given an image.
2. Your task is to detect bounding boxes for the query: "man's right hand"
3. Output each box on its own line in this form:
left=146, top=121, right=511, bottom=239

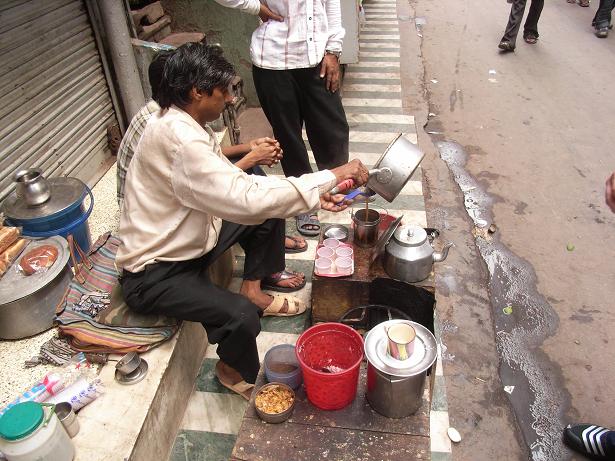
left=259, top=4, right=283, bottom=22
left=331, top=159, right=369, bottom=188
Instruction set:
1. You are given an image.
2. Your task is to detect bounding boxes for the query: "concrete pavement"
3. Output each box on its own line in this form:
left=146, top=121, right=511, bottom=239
left=403, top=0, right=615, bottom=459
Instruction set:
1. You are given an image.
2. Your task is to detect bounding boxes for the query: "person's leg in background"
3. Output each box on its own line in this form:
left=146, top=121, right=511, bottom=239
left=252, top=65, right=310, bottom=178
left=499, top=0, right=528, bottom=51
left=564, top=423, right=615, bottom=459
left=523, top=0, right=545, bottom=42
left=296, top=66, right=349, bottom=172
left=253, top=65, right=323, bottom=236
left=593, top=0, right=615, bottom=37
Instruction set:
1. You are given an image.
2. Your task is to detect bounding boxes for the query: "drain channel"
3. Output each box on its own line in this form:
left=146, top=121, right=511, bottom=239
left=435, top=140, right=570, bottom=460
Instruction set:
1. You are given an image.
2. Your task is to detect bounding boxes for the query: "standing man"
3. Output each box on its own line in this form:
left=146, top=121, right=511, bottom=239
left=215, top=0, right=350, bottom=236
left=498, top=0, right=545, bottom=52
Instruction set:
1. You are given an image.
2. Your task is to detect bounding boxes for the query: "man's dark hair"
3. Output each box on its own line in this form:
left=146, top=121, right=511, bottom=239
left=148, top=50, right=172, bottom=102
left=157, top=43, right=235, bottom=110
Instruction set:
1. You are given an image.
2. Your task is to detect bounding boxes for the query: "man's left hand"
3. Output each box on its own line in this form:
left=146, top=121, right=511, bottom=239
left=320, top=54, right=341, bottom=93
left=320, top=193, right=351, bottom=212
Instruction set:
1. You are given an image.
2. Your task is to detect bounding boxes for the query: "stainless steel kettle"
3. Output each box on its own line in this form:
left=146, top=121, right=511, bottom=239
left=383, top=224, right=453, bottom=283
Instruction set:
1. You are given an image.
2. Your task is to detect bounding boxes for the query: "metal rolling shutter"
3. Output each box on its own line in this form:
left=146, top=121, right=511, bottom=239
left=0, top=0, right=118, bottom=202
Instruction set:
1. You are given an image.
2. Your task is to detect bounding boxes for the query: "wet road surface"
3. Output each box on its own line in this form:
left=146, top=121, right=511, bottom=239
left=404, top=0, right=615, bottom=458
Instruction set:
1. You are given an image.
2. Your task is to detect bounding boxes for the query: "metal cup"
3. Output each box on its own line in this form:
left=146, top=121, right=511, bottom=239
left=385, top=323, right=416, bottom=360
left=352, top=208, right=381, bottom=247
left=116, top=351, right=141, bottom=375
left=54, top=402, right=80, bottom=438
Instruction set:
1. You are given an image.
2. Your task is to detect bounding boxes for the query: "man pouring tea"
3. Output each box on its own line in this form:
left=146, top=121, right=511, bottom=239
left=116, top=43, right=368, bottom=399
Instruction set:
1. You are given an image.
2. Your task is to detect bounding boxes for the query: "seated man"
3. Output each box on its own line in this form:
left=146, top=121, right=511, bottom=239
left=116, top=43, right=368, bottom=399
left=116, top=51, right=308, bottom=260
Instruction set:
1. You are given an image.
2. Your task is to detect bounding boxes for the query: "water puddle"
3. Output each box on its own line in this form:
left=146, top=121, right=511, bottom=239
left=434, top=140, right=570, bottom=460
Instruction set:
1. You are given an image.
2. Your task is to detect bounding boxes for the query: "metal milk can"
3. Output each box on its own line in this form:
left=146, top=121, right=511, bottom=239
left=364, top=320, right=437, bottom=418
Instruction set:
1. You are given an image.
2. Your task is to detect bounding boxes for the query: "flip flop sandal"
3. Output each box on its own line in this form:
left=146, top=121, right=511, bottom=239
left=262, top=294, right=306, bottom=317
left=285, top=235, right=308, bottom=254
left=215, top=363, right=254, bottom=400
left=261, top=269, right=307, bottom=293
left=296, top=213, right=321, bottom=237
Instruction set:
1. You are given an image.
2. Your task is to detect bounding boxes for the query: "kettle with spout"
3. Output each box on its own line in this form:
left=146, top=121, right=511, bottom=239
left=383, top=224, right=453, bottom=283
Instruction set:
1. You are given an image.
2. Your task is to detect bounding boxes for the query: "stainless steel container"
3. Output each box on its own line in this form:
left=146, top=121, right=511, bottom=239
left=364, top=320, right=437, bottom=418
left=14, top=168, right=51, bottom=206
left=352, top=208, right=381, bottom=247
left=54, top=402, right=80, bottom=438
left=0, top=236, right=71, bottom=339
left=368, top=134, right=425, bottom=203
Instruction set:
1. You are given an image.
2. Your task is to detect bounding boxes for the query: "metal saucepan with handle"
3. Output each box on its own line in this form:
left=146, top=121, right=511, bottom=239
left=331, top=133, right=425, bottom=203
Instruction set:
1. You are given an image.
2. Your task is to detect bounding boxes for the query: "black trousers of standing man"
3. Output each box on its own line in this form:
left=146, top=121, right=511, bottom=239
left=593, top=0, right=615, bottom=29
left=253, top=65, right=349, bottom=178
left=120, top=218, right=285, bottom=384
left=502, top=0, right=545, bottom=44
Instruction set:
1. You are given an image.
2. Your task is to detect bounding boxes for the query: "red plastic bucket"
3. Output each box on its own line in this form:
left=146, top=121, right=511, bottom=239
left=295, top=323, right=364, bottom=410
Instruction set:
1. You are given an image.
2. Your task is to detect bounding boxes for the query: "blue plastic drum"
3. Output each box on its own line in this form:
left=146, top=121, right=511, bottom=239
left=2, top=177, right=94, bottom=257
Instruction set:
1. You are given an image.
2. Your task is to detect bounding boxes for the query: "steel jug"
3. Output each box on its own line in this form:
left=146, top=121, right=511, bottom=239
left=383, top=224, right=452, bottom=283
left=14, top=168, right=51, bottom=206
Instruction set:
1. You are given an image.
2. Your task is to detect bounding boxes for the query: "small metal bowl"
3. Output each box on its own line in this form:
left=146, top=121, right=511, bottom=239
left=323, top=224, right=349, bottom=242
left=115, top=351, right=141, bottom=375
left=254, top=382, right=296, bottom=424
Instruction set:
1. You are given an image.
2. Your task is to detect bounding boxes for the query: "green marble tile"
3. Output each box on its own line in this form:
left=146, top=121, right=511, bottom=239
left=343, top=106, right=406, bottom=115
left=346, top=122, right=412, bottom=133
left=373, top=194, right=425, bottom=211
left=170, top=430, right=236, bottom=461
left=233, top=257, right=314, bottom=282
left=344, top=91, right=401, bottom=100
left=345, top=78, right=403, bottom=86
left=260, top=307, right=311, bottom=334
left=350, top=141, right=392, bottom=153
left=430, top=451, right=453, bottom=461
left=195, top=358, right=233, bottom=394
left=431, top=375, right=448, bottom=412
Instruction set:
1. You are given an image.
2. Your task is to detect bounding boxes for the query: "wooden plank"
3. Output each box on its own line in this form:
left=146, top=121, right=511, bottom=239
left=232, top=420, right=430, bottom=461
left=243, top=367, right=430, bottom=436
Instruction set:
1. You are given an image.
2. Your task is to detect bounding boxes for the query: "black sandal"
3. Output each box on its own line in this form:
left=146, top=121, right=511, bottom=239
left=261, top=270, right=306, bottom=293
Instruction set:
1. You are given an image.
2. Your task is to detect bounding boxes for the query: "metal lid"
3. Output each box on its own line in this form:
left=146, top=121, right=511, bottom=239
left=0, top=236, right=70, bottom=305
left=0, top=402, right=44, bottom=441
left=370, top=215, right=403, bottom=265
left=393, top=225, right=427, bottom=247
left=364, top=320, right=437, bottom=377
left=2, top=177, right=86, bottom=220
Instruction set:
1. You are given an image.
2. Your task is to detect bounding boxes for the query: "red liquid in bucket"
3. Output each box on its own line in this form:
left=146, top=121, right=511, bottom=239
left=296, top=323, right=364, bottom=410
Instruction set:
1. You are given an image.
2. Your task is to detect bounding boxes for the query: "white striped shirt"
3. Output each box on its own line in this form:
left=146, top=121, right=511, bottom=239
left=214, top=0, right=344, bottom=70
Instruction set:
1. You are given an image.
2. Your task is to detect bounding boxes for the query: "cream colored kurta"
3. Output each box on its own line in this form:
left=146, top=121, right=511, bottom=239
left=116, top=106, right=337, bottom=273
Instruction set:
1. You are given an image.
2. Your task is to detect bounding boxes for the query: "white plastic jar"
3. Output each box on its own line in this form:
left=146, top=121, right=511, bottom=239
left=0, top=402, right=74, bottom=461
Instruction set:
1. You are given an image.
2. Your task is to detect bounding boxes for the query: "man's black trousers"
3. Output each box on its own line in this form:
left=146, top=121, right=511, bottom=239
left=593, top=0, right=615, bottom=29
left=120, top=218, right=285, bottom=383
left=502, top=0, right=545, bottom=43
left=253, top=65, right=349, bottom=178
